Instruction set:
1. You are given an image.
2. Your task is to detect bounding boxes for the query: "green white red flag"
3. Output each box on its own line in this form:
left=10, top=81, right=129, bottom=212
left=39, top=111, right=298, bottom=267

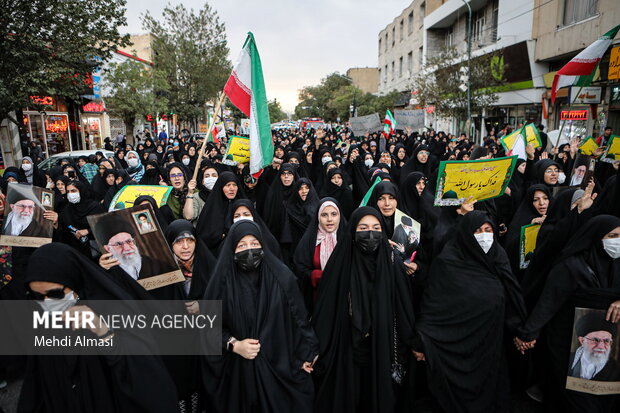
left=224, top=33, right=273, bottom=174
left=383, top=110, right=396, bottom=138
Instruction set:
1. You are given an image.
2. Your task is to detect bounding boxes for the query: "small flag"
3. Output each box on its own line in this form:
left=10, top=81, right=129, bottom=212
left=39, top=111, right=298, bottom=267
left=224, top=33, right=273, bottom=175
left=383, top=110, right=397, bottom=138
left=551, top=25, right=620, bottom=103
left=360, top=176, right=382, bottom=207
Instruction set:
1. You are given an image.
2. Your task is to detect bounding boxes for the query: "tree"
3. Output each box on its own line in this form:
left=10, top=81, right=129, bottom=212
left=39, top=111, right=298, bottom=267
left=142, top=3, right=231, bottom=125
left=268, top=99, right=287, bottom=123
left=0, top=0, right=129, bottom=124
left=294, top=73, right=352, bottom=121
left=103, top=60, right=170, bottom=140
left=411, top=47, right=505, bottom=128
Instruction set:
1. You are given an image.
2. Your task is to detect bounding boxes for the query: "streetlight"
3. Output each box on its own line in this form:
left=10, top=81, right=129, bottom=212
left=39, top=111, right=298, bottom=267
left=461, top=0, right=472, bottom=141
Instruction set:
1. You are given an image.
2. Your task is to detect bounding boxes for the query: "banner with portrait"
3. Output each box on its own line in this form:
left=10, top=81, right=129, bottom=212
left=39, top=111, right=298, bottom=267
left=601, top=135, right=620, bottom=163
left=565, top=308, right=620, bottom=395
left=0, top=183, right=54, bottom=247
left=223, top=135, right=250, bottom=164
left=434, top=156, right=518, bottom=206
left=108, top=185, right=172, bottom=212
left=391, top=209, right=421, bottom=262
left=519, top=223, right=540, bottom=269
left=88, top=204, right=184, bottom=290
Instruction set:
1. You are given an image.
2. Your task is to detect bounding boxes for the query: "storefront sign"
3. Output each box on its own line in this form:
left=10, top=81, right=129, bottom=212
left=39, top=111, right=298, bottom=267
left=29, top=96, right=54, bottom=106
left=45, top=116, right=69, bottom=133
left=560, top=110, right=589, bottom=121
left=609, top=46, right=620, bottom=80
left=82, top=101, right=105, bottom=112
left=569, top=87, right=602, bottom=104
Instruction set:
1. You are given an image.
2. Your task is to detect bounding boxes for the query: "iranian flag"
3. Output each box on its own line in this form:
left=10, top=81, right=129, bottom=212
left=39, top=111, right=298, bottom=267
left=383, top=110, right=396, bottom=138
left=551, top=25, right=620, bottom=103
left=224, top=33, right=273, bottom=174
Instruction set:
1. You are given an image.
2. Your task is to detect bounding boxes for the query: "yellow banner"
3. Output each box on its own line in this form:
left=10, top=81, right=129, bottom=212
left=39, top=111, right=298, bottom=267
left=108, top=185, right=173, bottom=211
left=601, top=135, right=620, bottom=163
left=434, top=156, right=517, bottom=206
left=519, top=223, right=541, bottom=269
left=609, top=46, right=620, bottom=80
left=579, top=137, right=599, bottom=155
left=224, top=135, right=250, bottom=164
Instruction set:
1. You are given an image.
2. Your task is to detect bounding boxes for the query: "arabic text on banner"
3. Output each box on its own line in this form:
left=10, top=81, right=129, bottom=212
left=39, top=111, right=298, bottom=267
left=519, top=223, right=541, bottom=269
left=108, top=185, right=173, bottom=212
left=224, top=135, right=250, bottom=164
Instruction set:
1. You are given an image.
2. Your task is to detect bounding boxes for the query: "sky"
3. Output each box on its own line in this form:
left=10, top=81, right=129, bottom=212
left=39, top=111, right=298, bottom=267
left=122, top=0, right=409, bottom=112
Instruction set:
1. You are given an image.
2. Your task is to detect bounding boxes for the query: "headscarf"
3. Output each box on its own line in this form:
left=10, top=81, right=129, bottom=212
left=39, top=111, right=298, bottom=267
left=315, top=200, right=340, bottom=269
left=319, top=168, right=354, bottom=218
left=125, top=150, right=145, bottom=182
left=224, top=198, right=281, bottom=258
left=368, top=181, right=399, bottom=238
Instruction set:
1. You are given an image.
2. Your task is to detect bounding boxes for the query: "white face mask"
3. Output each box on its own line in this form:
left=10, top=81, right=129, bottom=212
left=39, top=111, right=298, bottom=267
left=182, top=158, right=190, bottom=166
left=203, top=176, right=217, bottom=190
left=127, top=158, right=139, bottom=167
left=322, top=157, right=332, bottom=165
left=67, top=192, right=81, bottom=204
left=233, top=216, right=254, bottom=223
left=473, top=232, right=494, bottom=254
left=22, top=163, right=32, bottom=171
left=365, top=159, right=374, bottom=168
left=602, top=238, right=620, bottom=259
left=38, top=291, right=78, bottom=312
left=558, top=172, right=566, bottom=185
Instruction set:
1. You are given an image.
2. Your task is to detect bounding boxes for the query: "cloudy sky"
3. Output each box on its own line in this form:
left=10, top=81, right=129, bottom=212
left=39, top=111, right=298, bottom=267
left=123, top=0, right=409, bottom=112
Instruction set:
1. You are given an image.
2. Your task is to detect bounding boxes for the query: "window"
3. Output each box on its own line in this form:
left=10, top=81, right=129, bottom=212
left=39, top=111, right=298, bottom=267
left=384, top=65, right=388, bottom=83
left=379, top=38, right=382, bottom=54
left=385, top=34, right=388, bottom=52
left=392, top=27, right=396, bottom=47
left=490, top=0, right=499, bottom=42
left=408, top=12, right=414, bottom=35
left=378, top=68, right=382, bottom=85
left=418, top=46, right=423, bottom=66
left=472, top=9, right=486, bottom=42
left=407, top=51, right=413, bottom=74
left=420, top=2, right=426, bottom=19
left=391, top=61, right=395, bottom=80
left=563, top=0, right=598, bottom=26
left=400, top=20, right=404, bottom=41
left=445, top=26, right=454, bottom=48
left=399, top=57, right=403, bottom=78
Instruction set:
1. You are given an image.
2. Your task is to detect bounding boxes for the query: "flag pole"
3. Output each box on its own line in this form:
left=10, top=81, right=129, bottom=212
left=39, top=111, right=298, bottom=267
left=554, top=84, right=585, bottom=149
left=193, top=92, right=227, bottom=181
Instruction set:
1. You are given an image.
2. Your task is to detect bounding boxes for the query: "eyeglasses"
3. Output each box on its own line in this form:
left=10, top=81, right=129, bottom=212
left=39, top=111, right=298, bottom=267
left=14, top=204, right=34, bottom=210
left=27, top=286, right=66, bottom=301
left=584, top=336, right=613, bottom=346
left=170, top=173, right=184, bottom=179
left=108, top=238, right=135, bottom=249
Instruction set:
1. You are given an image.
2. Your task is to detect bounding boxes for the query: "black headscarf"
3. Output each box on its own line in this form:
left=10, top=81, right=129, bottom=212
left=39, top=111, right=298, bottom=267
left=319, top=168, right=355, bottom=219
left=202, top=221, right=318, bottom=412
left=59, top=180, right=104, bottom=255
left=224, top=199, right=281, bottom=258
left=312, top=207, right=416, bottom=413
left=140, top=161, right=163, bottom=186
left=196, top=171, right=244, bottom=251
left=368, top=181, right=399, bottom=238
left=262, top=163, right=298, bottom=238
left=416, top=211, right=526, bottom=413
left=533, top=159, right=561, bottom=187
left=399, top=145, right=437, bottom=185
left=281, top=178, right=320, bottom=246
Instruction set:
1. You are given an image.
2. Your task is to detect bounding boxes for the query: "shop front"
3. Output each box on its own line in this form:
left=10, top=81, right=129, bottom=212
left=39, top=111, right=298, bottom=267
left=81, top=100, right=107, bottom=149
left=23, top=96, right=73, bottom=157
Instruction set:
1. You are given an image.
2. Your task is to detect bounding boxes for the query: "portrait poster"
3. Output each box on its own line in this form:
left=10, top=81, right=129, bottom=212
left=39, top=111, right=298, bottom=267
left=0, top=183, right=53, bottom=247
left=579, top=137, right=599, bottom=156
left=434, top=156, right=518, bottom=206
left=565, top=308, right=620, bottom=395
left=108, top=185, right=172, bottom=212
left=392, top=209, right=421, bottom=261
left=88, top=204, right=184, bottom=290
left=601, top=136, right=620, bottom=163
left=519, top=223, right=540, bottom=269
left=223, top=135, right=250, bottom=164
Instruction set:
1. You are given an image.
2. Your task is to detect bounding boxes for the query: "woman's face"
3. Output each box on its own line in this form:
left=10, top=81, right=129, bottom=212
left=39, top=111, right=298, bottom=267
left=415, top=179, right=426, bottom=195
left=543, top=165, right=559, bottom=185
left=319, top=205, right=340, bottom=233
left=380, top=152, right=391, bottom=164
left=105, top=174, right=115, bottom=185
left=602, top=226, right=620, bottom=240
left=306, top=151, right=313, bottom=163
left=66, top=184, right=79, bottom=196
left=517, top=162, right=527, bottom=174
left=28, top=281, right=75, bottom=299
left=275, top=148, right=284, bottom=158
left=462, top=154, right=470, bottom=161
left=280, top=170, right=294, bottom=186
left=188, top=147, right=196, bottom=156
left=377, top=193, right=397, bottom=217
left=397, top=148, right=406, bottom=160
left=474, top=222, right=494, bottom=234
left=532, top=190, right=550, bottom=215
left=169, top=167, right=185, bottom=189
left=203, top=168, right=218, bottom=180
left=173, top=237, right=196, bottom=261
left=417, top=150, right=429, bottom=164
left=356, top=214, right=382, bottom=232
left=330, top=173, right=343, bottom=187
left=55, top=180, right=66, bottom=194
left=298, top=184, right=310, bottom=201
left=223, top=181, right=238, bottom=200
left=233, top=205, right=253, bottom=220
left=364, top=154, right=373, bottom=162
left=235, top=234, right=262, bottom=252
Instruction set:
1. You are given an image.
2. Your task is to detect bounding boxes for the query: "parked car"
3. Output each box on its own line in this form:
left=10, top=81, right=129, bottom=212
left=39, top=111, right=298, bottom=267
left=37, top=149, right=115, bottom=172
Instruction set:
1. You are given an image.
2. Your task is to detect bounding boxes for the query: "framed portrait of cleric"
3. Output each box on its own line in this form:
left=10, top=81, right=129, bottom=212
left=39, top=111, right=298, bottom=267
left=565, top=308, right=620, bottom=395
left=0, top=183, right=53, bottom=247
left=391, top=209, right=421, bottom=262
left=88, top=203, right=184, bottom=290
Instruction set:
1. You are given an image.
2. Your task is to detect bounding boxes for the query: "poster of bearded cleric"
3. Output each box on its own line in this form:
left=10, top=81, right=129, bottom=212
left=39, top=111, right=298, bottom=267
left=88, top=204, right=184, bottom=290
left=565, top=308, right=620, bottom=395
left=0, top=183, right=54, bottom=247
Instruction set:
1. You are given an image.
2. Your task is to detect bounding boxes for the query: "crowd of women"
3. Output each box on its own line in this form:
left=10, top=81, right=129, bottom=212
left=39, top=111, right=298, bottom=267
left=1, top=124, right=620, bottom=413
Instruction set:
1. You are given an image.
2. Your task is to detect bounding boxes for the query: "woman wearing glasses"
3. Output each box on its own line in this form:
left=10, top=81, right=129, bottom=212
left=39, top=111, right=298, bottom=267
left=161, top=163, right=189, bottom=221
left=515, top=215, right=620, bottom=412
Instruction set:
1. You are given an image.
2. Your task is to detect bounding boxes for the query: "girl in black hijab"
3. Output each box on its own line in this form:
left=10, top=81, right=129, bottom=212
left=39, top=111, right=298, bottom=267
left=262, top=163, right=297, bottom=239
left=368, top=181, right=400, bottom=238
left=103, top=170, right=134, bottom=210
left=280, top=178, right=320, bottom=263
left=415, top=211, right=527, bottom=413
left=293, top=198, right=346, bottom=313
left=59, top=181, right=104, bottom=257
left=202, top=220, right=319, bottom=413
left=224, top=198, right=281, bottom=258
left=140, top=161, right=163, bottom=186
left=516, top=215, right=620, bottom=412
left=20, top=243, right=178, bottom=413
left=319, top=168, right=354, bottom=219
left=399, top=172, right=437, bottom=230
left=312, top=207, right=417, bottom=413
left=53, top=175, right=71, bottom=212
left=399, top=145, right=438, bottom=185
left=196, top=171, right=244, bottom=253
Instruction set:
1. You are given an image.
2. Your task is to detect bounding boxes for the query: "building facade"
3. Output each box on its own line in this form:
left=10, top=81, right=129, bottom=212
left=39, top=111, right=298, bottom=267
left=346, top=67, right=379, bottom=94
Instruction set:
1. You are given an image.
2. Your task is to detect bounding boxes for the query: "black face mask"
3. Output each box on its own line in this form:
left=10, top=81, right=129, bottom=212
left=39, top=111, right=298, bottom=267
left=234, top=248, right=264, bottom=271
left=355, top=230, right=383, bottom=254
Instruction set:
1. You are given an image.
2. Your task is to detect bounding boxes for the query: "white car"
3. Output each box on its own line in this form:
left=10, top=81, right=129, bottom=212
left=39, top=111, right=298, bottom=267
left=37, top=149, right=115, bottom=171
